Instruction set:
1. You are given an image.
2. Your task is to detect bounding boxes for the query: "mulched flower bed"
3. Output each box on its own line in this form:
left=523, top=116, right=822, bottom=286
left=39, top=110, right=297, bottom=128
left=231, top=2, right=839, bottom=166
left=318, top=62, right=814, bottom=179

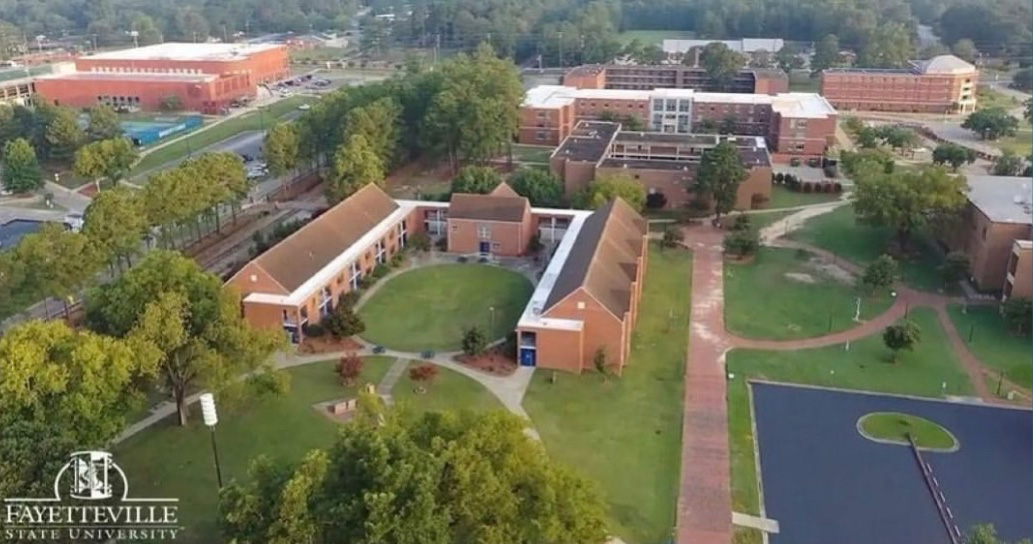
left=298, top=335, right=363, bottom=354
left=455, top=347, right=517, bottom=376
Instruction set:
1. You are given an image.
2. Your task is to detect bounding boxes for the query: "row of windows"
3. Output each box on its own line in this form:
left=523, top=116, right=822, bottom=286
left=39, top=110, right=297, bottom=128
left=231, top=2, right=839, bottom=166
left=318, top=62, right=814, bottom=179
left=98, top=95, right=141, bottom=104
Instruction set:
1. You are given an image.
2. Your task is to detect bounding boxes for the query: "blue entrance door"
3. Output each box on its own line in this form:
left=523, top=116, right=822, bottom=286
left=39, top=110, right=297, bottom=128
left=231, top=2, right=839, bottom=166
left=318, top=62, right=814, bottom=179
left=519, top=348, right=536, bottom=366
left=479, top=241, right=490, bottom=254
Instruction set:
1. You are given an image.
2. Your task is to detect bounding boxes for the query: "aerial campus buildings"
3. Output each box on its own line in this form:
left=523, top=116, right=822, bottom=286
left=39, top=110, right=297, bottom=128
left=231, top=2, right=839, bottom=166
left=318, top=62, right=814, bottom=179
left=228, top=184, right=648, bottom=375
left=31, top=43, right=290, bottom=114
left=820, top=54, right=979, bottom=114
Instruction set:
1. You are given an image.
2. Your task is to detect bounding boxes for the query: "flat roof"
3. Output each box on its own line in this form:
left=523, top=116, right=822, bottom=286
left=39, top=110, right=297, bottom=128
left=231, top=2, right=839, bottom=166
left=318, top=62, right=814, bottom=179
left=967, top=175, right=1033, bottom=225
left=84, top=42, right=283, bottom=62
left=553, top=121, right=620, bottom=162
left=36, top=72, right=217, bottom=83
left=523, top=85, right=836, bottom=118
left=662, top=38, right=785, bottom=54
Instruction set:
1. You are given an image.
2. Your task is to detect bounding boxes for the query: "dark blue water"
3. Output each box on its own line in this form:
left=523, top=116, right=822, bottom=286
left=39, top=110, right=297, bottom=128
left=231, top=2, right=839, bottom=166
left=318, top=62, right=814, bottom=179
left=0, top=219, right=44, bottom=251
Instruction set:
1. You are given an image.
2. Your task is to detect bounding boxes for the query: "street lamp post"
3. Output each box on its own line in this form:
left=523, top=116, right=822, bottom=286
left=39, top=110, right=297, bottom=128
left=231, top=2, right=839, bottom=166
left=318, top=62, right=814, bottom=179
left=489, top=306, right=496, bottom=334
left=199, top=393, right=223, bottom=488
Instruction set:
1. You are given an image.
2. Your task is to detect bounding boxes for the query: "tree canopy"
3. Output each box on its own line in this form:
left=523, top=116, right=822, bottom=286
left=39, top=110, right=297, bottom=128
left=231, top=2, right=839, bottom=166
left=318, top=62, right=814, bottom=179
left=932, top=143, right=976, bottom=170
left=852, top=164, right=967, bottom=249
left=962, top=108, right=1020, bottom=141
left=1, top=138, right=43, bottom=194
left=694, top=141, right=748, bottom=220
left=576, top=174, right=647, bottom=211
left=73, top=137, right=139, bottom=188
left=218, top=406, right=609, bottom=544
left=509, top=168, right=565, bottom=207
left=329, top=134, right=385, bottom=204
left=450, top=166, right=502, bottom=195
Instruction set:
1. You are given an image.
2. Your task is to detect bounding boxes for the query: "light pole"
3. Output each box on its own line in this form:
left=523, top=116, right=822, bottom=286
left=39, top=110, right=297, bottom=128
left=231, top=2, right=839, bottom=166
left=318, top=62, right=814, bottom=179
left=199, top=393, right=223, bottom=489
left=129, top=30, right=139, bottom=48
left=489, top=306, right=496, bottom=334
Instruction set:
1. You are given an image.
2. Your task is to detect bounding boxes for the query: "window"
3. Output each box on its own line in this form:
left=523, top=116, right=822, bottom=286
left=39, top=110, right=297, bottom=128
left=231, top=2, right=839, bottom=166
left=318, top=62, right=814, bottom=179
left=536, top=131, right=547, bottom=141
left=349, top=261, right=362, bottom=290
left=398, top=219, right=408, bottom=247
left=376, top=239, right=386, bottom=264
left=491, top=242, right=501, bottom=251
left=477, top=224, right=491, bottom=239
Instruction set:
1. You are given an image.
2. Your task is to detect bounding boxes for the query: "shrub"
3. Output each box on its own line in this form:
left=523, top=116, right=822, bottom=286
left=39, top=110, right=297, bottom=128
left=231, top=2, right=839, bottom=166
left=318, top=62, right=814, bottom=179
left=723, top=228, right=759, bottom=258
left=1002, top=297, right=1032, bottom=335
left=801, top=181, right=813, bottom=193
left=593, top=347, right=609, bottom=381
left=774, top=172, right=785, bottom=184
left=302, top=322, right=327, bottom=338
left=645, top=191, right=668, bottom=209
left=435, top=237, right=448, bottom=251
left=390, top=252, right=405, bottom=268
left=324, top=304, right=365, bottom=338
left=408, top=363, right=439, bottom=386
left=338, top=290, right=361, bottom=309
left=661, top=226, right=684, bottom=250
left=860, top=254, right=898, bottom=293
left=372, top=263, right=390, bottom=279
left=731, top=214, right=752, bottom=232
left=883, top=320, right=921, bottom=363
left=408, top=231, right=431, bottom=252
left=334, top=353, right=364, bottom=386
left=462, top=326, right=488, bottom=356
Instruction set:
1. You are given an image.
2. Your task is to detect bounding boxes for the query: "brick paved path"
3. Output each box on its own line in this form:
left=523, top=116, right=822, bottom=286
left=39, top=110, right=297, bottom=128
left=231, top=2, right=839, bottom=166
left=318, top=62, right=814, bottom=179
left=676, top=227, right=733, bottom=544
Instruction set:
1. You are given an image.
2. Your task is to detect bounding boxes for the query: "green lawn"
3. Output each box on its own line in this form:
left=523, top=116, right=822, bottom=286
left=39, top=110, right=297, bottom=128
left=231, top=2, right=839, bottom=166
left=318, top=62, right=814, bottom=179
left=767, top=185, right=841, bottom=209
left=523, top=244, right=691, bottom=544
left=359, top=264, right=534, bottom=351
left=131, top=95, right=315, bottom=177
left=948, top=304, right=1032, bottom=390
left=616, top=30, right=695, bottom=45
left=788, top=206, right=947, bottom=292
left=788, top=70, right=820, bottom=93
left=510, top=144, right=555, bottom=163
left=977, top=87, right=1023, bottom=111
left=858, top=412, right=957, bottom=449
left=725, top=248, right=895, bottom=340
left=994, top=129, right=1033, bottom=156
left=392, top=362, right=504, bottom=415
left=746, top=210, right=796, bottom=232
left=727, top=308, right=975, bottom=517
left=114, top=356, right=395, bottom=542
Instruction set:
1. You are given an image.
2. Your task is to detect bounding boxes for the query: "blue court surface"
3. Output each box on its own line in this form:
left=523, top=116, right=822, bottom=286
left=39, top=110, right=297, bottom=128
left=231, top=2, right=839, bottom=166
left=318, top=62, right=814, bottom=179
left=752, top=382, right=1031, bottom=544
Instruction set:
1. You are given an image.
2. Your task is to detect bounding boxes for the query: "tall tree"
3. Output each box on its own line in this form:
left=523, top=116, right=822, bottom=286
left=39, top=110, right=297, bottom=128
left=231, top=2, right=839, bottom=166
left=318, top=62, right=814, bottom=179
left=73, top=137, right=139, bottom=188
left=776, top=43, right=805, bottom=72
left=329, top=134, right=384, bottom=204
left=8, top=223, right=103, bottom=317
left=264, top=123, right=301, bottom=177
left=509, top=168, right=564, bottom=207
left=951, top=39, right=978, bottom=63
left=694, top=141, right=747, bottom=221
left=852, top=165, right=967, bottom=249
left=450, top=166, right=502, bottom=195
left=811, top=34, right=841, bottom=73
left=576, top=173, right=646, bottom=211
left=345, top=97, right=402, bottom=169
left=883, top=319, right=921, bottom=363
left=962, top=108, right=1020, bottom=140
left=83, top=187, right=148, bottom=271
left=86, top=104, right=123, bottom=141
left=991, top=151, right=1026, bottom=176
left=218, top=408, right=608, bottom=544
left=932, top=143, right=976, bottom=170
left=0, top=320, right=151, bottom=499
left=857, top=23, right=915, bottom=68
left=86, top=251, right=284, bottom=426
left=44, top=107, right=86, bottom=165
left=699, top=42, right=747, bottom=87
left=1, top=138, right=43, bottom=193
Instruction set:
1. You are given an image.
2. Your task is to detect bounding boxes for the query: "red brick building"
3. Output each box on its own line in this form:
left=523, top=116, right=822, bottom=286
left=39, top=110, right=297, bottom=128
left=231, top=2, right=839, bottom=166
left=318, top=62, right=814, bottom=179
left=820, top=55, right=978, bottom=114
left=520, top=85, right=836, bottom=162
left=34, top=43, right=289, bottom=114
left=228, top=182, right=649, bottom=376
left=563, top=64, right=788, bottom=94
left=550, top=121, right=773, bottom=210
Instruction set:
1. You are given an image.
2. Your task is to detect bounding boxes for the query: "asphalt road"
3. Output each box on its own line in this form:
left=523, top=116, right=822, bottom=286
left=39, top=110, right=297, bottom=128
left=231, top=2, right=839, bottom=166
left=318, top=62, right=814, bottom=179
left=752, top=382, right=1032, bottom=544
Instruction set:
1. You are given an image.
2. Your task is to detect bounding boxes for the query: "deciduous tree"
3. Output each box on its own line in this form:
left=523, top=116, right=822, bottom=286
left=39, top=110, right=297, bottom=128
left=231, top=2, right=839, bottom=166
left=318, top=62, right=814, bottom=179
left=811, top=34, right=840, bottom=73
left=218, top=409, right=608, bottom=543
left=461, top=326, right=487, bottom=356
left=951, top=39, right=978, bottom=63
left=941, top=251, right=970, bottom=286
left=335, top=353, right=364, bottom=386
left=991, top=150, right=1026, bottom=176
left=962, top=108, right=1019, bottom=140
left=329, top=134, right=384, bottom=203
left=1, top=138, right=42, bottom=193
left=8, top=223, right=103, bottom=317
left=883, top=319, right=921, bottom=362
left=694, top=141, right=747, bottom=221
left=73, top=137, right=139, bottom=188
left=264, top=122, right=300, bottom=177
left=509, top=168, right=564, bottom=207
left=450, top=165, right=501, bottom=195
left=346, top=97, right=402, bottom=169
left=45, top=107, right=86, bottom=165
left=852, top=165, right=967, bottom=250
left=1002, top=297, right=1032, bottom=335
left=860, top=254, right=898, bottom=293
left=932, top=143, right=976, bottom=170
left=699, top=42, right=747, bottom=87
left=576, top=173, right=646, bottom=211
left=86, top=104, right=123, bottom=141
left=86, top=251, right=284, bottom=426
left=83, top=187, right=148, bottom=270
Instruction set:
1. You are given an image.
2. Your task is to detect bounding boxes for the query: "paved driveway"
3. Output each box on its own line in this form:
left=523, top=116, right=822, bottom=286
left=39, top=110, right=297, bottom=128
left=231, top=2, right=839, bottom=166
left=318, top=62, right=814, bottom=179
left=752, top=382, right=1031, bottom=544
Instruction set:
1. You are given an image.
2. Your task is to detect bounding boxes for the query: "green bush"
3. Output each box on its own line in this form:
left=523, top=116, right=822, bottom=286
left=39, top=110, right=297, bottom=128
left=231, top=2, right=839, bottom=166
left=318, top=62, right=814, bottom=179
left=462, top=326, right=488, bottom=356
left=372, top=263, right=390, bottom=279
left=324, top=304, right=365, bottom=338
left=409, top=231, right=431, bottom=252
left=390, top=252, right=405, bottom=268
left=723, top=228, right=759, bottom=258
left=302, top=322, right=327, bottom=338
left=338, top=290, right=361, bottom=309
left=731, top=214, right=752, bottom=232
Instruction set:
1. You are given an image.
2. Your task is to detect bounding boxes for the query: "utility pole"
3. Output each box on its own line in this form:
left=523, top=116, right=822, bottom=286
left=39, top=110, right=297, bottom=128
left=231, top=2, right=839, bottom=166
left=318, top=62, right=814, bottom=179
left=558, top=31, right=563, bottom=68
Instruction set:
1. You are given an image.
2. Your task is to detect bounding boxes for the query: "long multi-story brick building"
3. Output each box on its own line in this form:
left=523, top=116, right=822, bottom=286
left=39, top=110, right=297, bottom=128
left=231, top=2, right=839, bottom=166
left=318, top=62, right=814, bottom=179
left=549, top=120, right=773, bottom=210
left=227, top=183, right=649, bottom=375
left=34, top=43, right=290, bottom=114
left=519, top=85, right=837, bottom=162
left=820, top=55, right=978, bottom=114
left=563, top=64, right=788, bottom=94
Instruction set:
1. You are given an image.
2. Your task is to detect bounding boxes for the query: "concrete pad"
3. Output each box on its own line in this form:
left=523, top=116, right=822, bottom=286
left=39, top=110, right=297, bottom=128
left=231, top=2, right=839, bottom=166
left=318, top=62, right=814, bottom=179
left=732, top=512, right=780, bottom=533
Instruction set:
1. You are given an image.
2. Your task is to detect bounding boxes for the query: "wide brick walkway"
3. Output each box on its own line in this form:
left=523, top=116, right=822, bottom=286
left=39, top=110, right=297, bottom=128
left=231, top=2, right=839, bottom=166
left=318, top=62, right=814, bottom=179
left=676, top=227, right=733, bottom=544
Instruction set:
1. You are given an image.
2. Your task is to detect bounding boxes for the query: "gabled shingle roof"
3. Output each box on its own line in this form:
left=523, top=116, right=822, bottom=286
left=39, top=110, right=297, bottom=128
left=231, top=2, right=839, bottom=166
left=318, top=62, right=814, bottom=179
left=448, top=192, right=529, bottom=222
left=489, top=182, right=521, bottom=198
left=252, top=183, right=398, bottom=292
left=543, top=199, right=647, bottom=318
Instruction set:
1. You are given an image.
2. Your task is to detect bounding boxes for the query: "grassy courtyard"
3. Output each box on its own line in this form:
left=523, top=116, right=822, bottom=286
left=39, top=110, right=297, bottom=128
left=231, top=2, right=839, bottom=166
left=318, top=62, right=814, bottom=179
left=948, top=304, right=1032, bottom=390
left=359, top=264, right=534, bottom=352
left=725, top=248, right=895, bottom=340
left=858, top=412, right=957, bottom=450
left=726, top=308, right=974, bottom=522
left=523, top=244, right=691, bottom=544
left=510, top=144, right=555, bottom=163
left=788, top=206, right=947, bottom=292
left=392, top=361, right=504, bottom=415
left=115, top=356, right=396, bottom=541
left=767, top=185, right=841, bottom=209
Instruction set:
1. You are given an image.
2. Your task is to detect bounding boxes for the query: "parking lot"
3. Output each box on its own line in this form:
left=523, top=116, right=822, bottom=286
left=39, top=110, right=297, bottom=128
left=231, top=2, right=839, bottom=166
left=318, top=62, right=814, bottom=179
left=752, top=382, right=1031, bottom=544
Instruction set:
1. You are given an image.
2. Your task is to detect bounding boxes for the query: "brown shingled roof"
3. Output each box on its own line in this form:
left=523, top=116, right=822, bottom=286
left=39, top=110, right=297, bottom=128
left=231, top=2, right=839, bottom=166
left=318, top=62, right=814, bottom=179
left=252, top=184, right=398, bottom=292
left=544, top=199, right=647, bottom=319
left=489, top=182, right=521, bottom=198
left=448, top=192, right=529, bottom=222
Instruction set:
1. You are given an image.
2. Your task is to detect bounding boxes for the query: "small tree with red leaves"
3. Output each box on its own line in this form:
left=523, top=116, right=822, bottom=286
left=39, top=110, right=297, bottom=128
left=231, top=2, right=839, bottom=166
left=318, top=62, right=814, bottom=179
left=335, top=353, right=364, bottom=386
left=408, top=363, right=439, bottom=393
